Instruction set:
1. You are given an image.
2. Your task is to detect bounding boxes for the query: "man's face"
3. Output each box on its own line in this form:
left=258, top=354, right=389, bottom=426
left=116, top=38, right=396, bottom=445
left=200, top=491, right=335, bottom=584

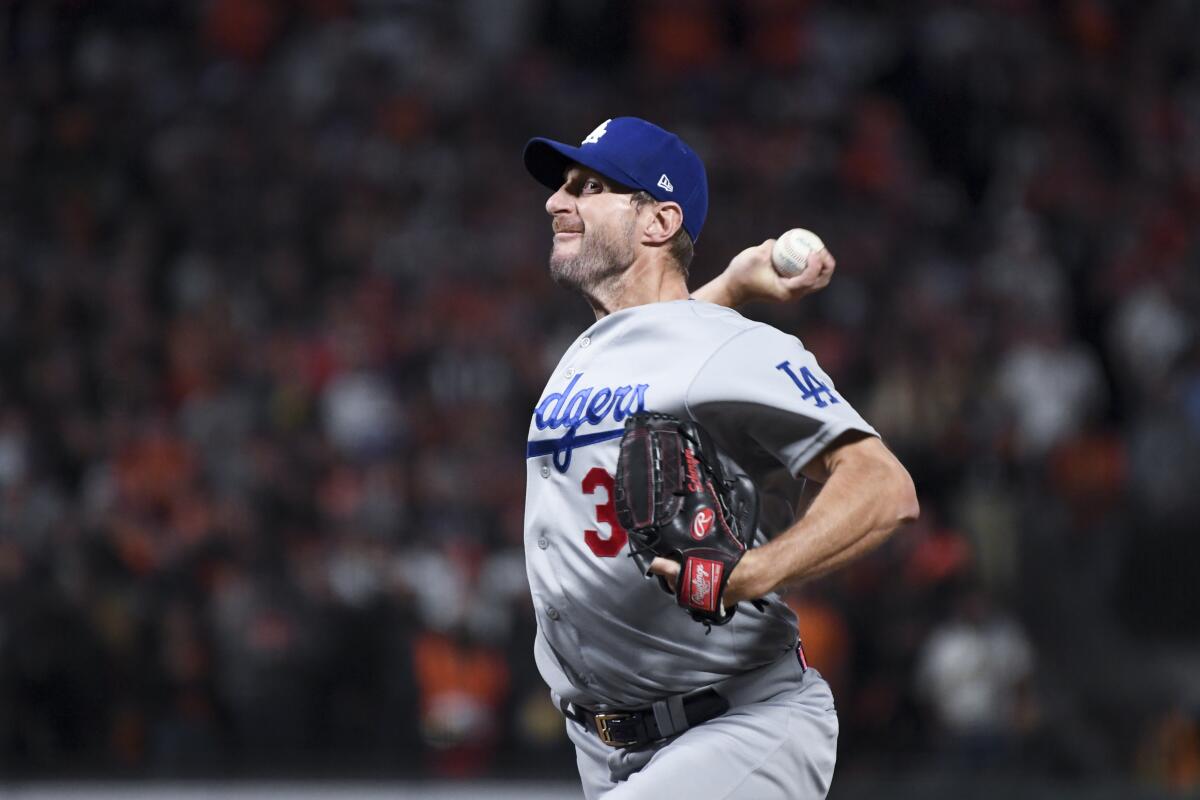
left=544, top=166, right=638, bottom=292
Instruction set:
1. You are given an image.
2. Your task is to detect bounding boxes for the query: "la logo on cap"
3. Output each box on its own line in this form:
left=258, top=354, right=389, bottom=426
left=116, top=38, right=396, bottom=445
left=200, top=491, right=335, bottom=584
left=582, top=119, right=611, bottom=145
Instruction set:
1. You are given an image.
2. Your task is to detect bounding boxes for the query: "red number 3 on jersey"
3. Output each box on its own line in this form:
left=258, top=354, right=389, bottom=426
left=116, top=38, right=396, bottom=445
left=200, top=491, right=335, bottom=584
left=581, top=467, right=628, bottom=557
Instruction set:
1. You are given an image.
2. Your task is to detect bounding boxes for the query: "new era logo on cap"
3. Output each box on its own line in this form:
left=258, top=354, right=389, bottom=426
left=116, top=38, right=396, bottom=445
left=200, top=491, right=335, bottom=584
left=523, top=117, right=709, bottom=242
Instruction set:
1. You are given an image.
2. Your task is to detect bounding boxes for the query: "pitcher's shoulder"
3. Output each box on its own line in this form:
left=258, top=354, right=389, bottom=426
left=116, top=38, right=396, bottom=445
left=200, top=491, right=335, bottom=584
left=680, top=301, right=803, bottom=350
left=619, top=300, right=793, bottom=358
left=681, top=300, right=764, bottom=334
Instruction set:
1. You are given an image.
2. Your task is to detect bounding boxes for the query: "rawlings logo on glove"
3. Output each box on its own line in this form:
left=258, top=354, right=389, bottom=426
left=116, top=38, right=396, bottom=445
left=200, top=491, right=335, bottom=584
left=686, top=558, right=720, bottom=613
left=614, top=412, right=764, bottom=627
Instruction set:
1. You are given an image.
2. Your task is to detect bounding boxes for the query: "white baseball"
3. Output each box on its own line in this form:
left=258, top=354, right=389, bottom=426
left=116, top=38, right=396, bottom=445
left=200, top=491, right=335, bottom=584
left=771, top=228, right=826, bottom=277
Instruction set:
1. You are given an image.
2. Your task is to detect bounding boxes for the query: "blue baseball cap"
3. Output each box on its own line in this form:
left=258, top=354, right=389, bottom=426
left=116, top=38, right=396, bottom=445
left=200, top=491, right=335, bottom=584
left=523, top=117, right=709, bottom=243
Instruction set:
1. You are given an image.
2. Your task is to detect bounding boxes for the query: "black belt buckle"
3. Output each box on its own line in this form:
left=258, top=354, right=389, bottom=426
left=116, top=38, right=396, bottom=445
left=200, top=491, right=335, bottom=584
left=594, top=711, right=641, bottom=748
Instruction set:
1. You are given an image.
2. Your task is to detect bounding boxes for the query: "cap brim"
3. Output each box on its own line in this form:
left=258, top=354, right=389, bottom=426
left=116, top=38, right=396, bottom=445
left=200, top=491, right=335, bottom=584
left=523, top=137, right=642, bottom=193
left=523, top=138, right=578, bottom=190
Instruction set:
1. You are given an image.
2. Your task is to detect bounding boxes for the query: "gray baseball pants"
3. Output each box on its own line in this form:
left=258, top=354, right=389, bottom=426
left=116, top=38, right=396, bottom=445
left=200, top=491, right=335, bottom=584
left=566, top=651, right=838, bottom=799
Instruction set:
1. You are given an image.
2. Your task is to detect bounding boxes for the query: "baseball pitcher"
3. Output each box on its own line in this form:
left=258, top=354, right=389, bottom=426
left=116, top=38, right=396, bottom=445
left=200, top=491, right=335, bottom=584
left=521, top=117, right=918, bottom=799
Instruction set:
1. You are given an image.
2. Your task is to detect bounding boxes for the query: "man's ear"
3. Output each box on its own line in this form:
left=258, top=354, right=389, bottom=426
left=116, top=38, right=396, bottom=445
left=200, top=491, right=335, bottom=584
left=642, top=201, right=684, bottom=246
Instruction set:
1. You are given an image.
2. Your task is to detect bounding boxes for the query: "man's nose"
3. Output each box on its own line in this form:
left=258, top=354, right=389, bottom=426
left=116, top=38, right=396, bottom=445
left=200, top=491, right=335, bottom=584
left=545, top=185, right=572, bottom=216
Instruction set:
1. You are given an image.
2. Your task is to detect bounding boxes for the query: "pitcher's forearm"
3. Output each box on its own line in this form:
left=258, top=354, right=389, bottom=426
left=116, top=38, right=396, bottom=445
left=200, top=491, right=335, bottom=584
left=728, top=438, right=918, bottom=601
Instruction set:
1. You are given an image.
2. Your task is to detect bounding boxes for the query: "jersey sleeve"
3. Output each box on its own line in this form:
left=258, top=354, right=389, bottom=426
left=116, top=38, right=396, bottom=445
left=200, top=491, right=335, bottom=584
left=684, top=324, right=878, bottom=478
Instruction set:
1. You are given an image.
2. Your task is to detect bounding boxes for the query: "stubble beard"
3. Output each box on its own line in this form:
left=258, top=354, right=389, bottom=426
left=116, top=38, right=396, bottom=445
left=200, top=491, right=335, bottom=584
left=548, top=219, right=635, bottom=295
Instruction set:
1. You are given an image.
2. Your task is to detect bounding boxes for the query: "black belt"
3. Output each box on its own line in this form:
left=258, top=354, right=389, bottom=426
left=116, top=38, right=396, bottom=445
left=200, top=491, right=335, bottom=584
left=564, top=688, right=730, bottom=748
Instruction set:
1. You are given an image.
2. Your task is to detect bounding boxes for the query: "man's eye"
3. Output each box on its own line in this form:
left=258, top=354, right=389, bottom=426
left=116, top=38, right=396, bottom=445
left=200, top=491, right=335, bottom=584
left=584, top=180, right=601, bottom=192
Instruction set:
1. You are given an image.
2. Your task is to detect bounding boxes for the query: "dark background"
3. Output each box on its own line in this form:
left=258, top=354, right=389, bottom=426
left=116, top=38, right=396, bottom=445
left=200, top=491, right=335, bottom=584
left=1, top=0, right=1199, bottom=793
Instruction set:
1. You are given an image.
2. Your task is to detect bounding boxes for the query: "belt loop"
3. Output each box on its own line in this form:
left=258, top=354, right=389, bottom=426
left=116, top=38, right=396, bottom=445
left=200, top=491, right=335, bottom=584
left=667, top=694, right=688, bottom=732
left=651, top=693, right=691, bottom=738
left=651, top=700, right=676, bottom=738
left=552, top=690, right=577, bottom=722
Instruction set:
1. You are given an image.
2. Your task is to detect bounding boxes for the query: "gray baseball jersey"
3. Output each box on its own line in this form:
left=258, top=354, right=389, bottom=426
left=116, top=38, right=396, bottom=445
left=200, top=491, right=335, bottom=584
left=524, top=299, right=877, bottom=710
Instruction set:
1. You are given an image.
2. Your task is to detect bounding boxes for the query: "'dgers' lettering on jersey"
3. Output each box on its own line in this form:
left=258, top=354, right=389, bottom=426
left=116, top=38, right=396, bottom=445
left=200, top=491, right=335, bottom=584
left=527, top=372, right=649, bottom=472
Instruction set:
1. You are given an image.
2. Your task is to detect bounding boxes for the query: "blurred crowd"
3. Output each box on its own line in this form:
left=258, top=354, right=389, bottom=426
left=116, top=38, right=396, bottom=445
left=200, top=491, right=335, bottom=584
left=2, top=0, right=1199, bottom=788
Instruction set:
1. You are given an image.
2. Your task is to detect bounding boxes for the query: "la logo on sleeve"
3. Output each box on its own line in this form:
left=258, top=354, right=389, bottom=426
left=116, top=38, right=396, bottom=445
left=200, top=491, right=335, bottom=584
left=776, top=361, right=840, bottom=409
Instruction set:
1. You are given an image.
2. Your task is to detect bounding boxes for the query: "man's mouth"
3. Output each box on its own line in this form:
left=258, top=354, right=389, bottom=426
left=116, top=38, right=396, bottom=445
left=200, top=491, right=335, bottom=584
left=553, top=220, right=583, bottom=236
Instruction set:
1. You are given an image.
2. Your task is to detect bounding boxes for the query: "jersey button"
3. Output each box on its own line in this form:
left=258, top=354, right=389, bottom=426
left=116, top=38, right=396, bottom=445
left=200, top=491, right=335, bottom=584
left=580, top=337, right=591, bottom=349
left=564, top=366, right=576, bottom=378
left=540, top=465, right=551, bottom=479
left=545, top=606, right=560, bottom=621
left=536, top=537, right=549, bottom=549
